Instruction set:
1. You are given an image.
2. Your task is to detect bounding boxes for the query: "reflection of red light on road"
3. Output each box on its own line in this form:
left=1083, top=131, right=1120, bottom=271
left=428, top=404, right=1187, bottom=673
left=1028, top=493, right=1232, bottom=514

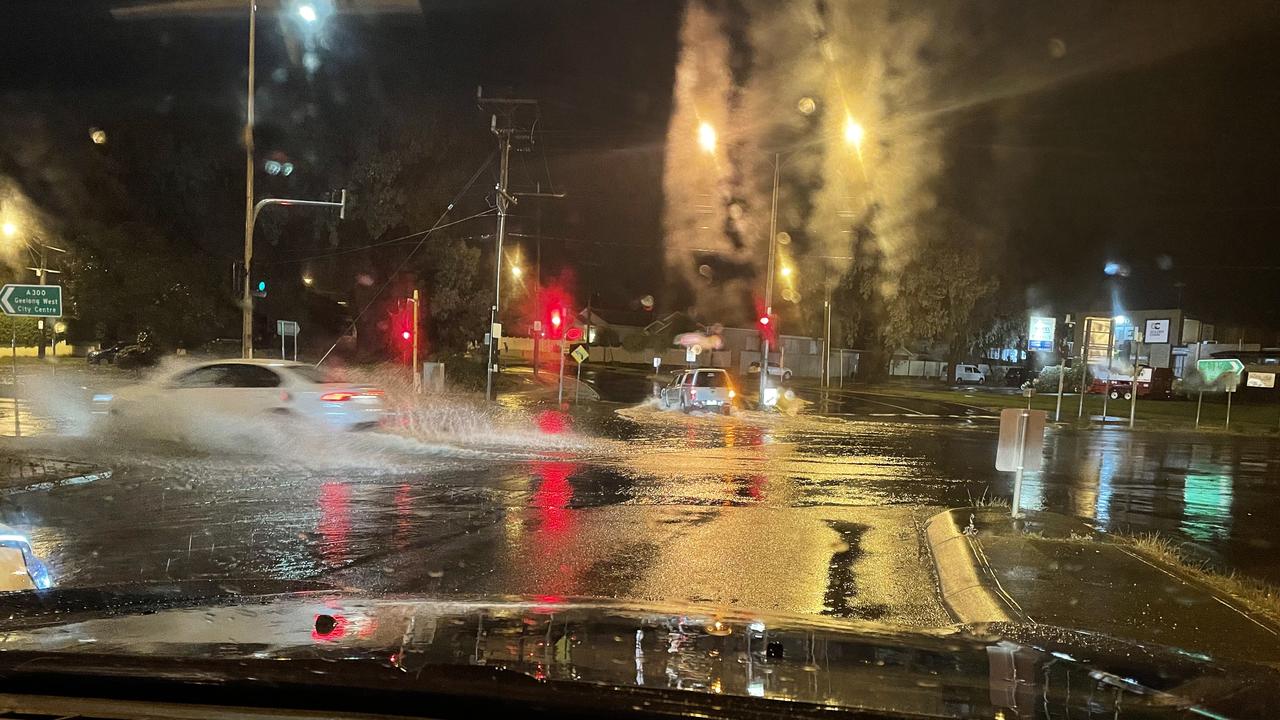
left=394, top=483, right=412, bottom=551
left=311, top=613, right=348, bottom=642
left=317, top=481, right=351, bottom=568
left=532, top=459, right=576, bottom=534
left=537, top=410, right=570, bottom=434
left=749, top=474, right=765, bottom=500
left=527, top=457, right=579, bottom=597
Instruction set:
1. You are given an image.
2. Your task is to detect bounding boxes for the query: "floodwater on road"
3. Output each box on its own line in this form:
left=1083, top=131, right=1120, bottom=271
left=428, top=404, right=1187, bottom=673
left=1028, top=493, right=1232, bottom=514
left=0, top=387, right=1277, bottom=628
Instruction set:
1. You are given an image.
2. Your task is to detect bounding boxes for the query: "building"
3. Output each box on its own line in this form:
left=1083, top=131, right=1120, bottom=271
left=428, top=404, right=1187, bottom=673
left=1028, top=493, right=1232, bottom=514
left=1069, top=308, right=1263, bottom=378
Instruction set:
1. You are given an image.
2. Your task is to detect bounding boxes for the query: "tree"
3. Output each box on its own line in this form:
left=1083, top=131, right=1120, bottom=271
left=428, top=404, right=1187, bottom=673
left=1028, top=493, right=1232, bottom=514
left=62, top=222, right=227, bottom=347
left=416, top=237, right=490, bottom=357
left=881, top=238, right=999, bottom=363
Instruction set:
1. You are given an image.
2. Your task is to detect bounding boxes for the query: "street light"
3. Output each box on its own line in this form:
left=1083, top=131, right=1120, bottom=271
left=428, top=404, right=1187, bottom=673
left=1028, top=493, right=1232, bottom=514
left=780, top=265, right=793, bottom=278
left=302, top=275, right=314, bottom=287
left=843, top=115, right=865, bottom=152
left=511, top=265, right=523, bottom=279
left=1, top=222, right=15, bottom=238
left=297, top=3, right=318, bottom=22
left=697, top=122, right=716, bottom=154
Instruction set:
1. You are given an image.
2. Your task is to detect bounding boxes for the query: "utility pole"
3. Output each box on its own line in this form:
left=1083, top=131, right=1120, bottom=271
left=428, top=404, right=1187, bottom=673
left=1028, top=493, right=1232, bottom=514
left=759, top=153, right=780, bottom=408
left=477, top=91, right=548, bottom=401
left=485, top=123, right=513, bottom=402
left=241, top=0, right=257, bottom=359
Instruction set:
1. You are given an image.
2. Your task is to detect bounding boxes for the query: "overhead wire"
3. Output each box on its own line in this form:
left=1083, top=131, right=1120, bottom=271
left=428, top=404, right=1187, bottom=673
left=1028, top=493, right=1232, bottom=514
left=315, top=149, right=496, bottom=366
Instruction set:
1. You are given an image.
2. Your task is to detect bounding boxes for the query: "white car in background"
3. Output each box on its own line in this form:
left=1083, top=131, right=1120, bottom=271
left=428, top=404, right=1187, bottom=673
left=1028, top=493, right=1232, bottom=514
left=953, top=364, right=987, bottom=384
left=93, top=359, right=387, bottom=432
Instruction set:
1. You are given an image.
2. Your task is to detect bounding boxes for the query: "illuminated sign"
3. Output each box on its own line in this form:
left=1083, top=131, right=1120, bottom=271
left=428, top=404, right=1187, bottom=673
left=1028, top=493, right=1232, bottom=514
left=1144, top=318, right=1170, bottom=344
left=1028, top=316, right=1055, bottom=351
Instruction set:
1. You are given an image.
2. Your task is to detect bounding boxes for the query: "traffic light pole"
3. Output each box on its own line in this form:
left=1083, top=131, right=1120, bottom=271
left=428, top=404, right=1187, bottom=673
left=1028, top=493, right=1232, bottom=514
left=240, top=193, right=345, bottom=359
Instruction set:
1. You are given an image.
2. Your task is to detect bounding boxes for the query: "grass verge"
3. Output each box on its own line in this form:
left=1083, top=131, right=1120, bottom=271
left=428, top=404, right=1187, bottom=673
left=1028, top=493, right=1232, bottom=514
left=1123, top=532, right=1280, bottom=626
left=866, top=384, right=1280, bottom=435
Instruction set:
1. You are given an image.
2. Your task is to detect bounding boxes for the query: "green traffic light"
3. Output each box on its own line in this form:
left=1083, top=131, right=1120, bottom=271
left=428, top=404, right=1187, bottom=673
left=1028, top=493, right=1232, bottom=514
left=257, top=281, right=266, bottom=292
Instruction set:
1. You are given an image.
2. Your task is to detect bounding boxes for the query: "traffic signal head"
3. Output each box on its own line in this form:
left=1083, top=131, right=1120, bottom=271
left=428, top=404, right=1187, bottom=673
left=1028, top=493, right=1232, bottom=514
left=257, top=280, right=267, bottom=293
left=758, top=315, right=769, bottom=326
left=401, top=330, right=411, bottom=341
left=550, top=309, right=562, bottom=329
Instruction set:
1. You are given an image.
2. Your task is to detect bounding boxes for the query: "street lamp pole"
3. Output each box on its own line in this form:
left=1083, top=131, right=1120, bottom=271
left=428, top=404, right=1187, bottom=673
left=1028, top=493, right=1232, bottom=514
left=759, top=152, right=779, bottom=408
left=241, top=0, right=257, bottom=359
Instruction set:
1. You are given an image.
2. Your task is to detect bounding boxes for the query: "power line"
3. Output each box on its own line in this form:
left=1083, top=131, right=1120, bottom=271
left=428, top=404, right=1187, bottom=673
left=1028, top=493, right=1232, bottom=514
left=266, top=208, right=497, bottom=265
left=315, top=150, right=496, bottom=366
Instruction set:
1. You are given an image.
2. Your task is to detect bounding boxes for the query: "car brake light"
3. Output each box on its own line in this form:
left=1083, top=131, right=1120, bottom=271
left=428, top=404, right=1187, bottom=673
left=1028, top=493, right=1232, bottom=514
left=321, top=391, right=356, bottom=402
left=363, top=388, right=385, bottom=396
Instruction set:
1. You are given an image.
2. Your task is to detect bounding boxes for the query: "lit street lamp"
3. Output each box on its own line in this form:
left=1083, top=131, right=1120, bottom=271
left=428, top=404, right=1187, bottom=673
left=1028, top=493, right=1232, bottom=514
left=843, top=115, right=865, bottom=153
left=511, top=265, right=523, bottom=279
left=780, top=265, right=793, bottom=278
left=297, top=3, right=318, bottom=22
left=698, top=122, right=717, bottom=154
left=1, top=222, right=15, bottom=238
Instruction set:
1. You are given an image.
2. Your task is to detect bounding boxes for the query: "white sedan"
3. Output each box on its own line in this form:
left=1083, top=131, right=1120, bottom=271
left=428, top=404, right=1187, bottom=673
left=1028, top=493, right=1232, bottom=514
left=93, top=359, right=387, bottom=433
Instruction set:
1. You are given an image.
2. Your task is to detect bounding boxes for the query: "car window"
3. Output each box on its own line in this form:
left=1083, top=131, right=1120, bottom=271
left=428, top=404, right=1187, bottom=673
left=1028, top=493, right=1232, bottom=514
left=174, top=365, right=234, bottom=388
left=286, top=366, right=344, bottom=384
left=667, top=374, right=685, bottom=388
left=694, top=371, right=727, bottom=387
left=224, top=365, right=283, bottom=388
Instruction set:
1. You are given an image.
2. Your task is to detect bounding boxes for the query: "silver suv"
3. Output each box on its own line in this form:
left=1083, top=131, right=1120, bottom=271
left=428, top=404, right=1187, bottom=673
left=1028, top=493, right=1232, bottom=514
left=660, top=368, right=736, bottom=414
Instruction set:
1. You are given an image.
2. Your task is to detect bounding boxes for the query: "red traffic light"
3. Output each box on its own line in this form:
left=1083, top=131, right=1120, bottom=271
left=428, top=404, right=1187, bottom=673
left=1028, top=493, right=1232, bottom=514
left=759, top=316, right=769, bottom=326
left=401, top=330, right=411, bottom=341
left=550, top=309, right=562, bottom=329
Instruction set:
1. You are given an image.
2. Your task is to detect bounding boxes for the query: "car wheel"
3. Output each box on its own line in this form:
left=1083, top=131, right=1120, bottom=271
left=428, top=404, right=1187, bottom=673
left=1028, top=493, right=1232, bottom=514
left=977, top=377, right=985, bottom=385
left=679, top=396, right=689, bottom=413
left=1109, top=389, right=1119, bottom=400
left=1123, top=391, right=1133, bottom=401
left=782, top=371, right=792, bottom=381
left=722, top=405, right=732, bottom=416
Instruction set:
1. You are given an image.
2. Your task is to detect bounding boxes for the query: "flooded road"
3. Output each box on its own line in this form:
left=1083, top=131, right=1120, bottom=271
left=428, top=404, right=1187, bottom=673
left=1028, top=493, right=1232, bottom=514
left=0, top=387, right=1277, bottom=628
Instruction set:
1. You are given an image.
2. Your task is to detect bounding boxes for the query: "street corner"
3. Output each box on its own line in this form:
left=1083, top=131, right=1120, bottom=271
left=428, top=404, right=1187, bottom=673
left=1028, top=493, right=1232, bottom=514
left=923, top=508, right=1022, bottom=625
left=0, top=455, right=112, bottom=496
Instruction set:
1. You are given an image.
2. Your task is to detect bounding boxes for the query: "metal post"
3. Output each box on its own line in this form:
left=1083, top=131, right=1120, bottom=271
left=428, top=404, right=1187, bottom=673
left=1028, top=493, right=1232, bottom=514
left=1077, top=319, right=1090, bottom=419
left=1128, top=348, right=1139, bottom=429
left=839, top=350, right=845, bottom=388
left=1054, top=359, right=1065, bottom=422
left=10, top=331, right=17, bottom=438
left=1225, top=389, right=1233, bottom=430
left=485, top=128, right=513, bottom=402
left=1101, top=324, right=1115, bottom=422
left=241, top=0, right=257, bottom=359
left=412, top=289, right=421, bottom=392
left=557, top=344, right=566, bottom=406
left=280, top=332, right=285, bottom=360
left=575, top=358, right=582, bottom=404
left=35, top=247, right=46, bottom=360
left=759, top=153, right=780, bottom=409
left=1195, top=390, right=1203, bottom=429
left=823, top=297, right=832, bottom=388
left=292, top=333, right=298, bottom=362
left=1011, top=410, right=1028, bottom=518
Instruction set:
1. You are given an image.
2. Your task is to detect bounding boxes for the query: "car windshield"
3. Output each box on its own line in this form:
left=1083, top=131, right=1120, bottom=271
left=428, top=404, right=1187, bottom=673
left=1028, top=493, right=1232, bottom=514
left=4, top=2, right=1280, bottom=716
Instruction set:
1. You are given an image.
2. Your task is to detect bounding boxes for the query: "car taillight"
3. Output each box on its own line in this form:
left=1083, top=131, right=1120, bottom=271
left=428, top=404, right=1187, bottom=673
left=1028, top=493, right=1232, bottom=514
left=321, top=391, right=356, bottom=402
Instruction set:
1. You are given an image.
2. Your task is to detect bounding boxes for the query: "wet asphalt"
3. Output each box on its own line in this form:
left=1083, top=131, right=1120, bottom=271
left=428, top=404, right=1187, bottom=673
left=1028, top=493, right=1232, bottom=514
left=0, top=363, right=1276, bottom=632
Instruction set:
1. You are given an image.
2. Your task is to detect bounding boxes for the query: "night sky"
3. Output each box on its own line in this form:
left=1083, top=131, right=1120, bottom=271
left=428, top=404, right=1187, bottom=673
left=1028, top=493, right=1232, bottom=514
left=3, top=0, right=1280, bottom=336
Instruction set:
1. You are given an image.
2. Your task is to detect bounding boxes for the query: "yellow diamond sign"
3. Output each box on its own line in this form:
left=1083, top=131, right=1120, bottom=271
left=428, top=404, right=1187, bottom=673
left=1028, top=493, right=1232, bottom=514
left=570, top=345, right=589, bottom=364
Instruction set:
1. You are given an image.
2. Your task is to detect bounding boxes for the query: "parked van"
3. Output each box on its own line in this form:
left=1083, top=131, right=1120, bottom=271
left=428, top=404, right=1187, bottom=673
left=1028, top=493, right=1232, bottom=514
left=954, top=364, right=986, bottom=384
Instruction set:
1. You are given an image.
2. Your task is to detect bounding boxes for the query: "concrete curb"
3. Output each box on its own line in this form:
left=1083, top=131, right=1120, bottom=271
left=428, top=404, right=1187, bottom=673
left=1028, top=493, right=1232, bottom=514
left=924, top=508, right=1020, bottom=624
left=0, top=470, right=112, bottom=496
